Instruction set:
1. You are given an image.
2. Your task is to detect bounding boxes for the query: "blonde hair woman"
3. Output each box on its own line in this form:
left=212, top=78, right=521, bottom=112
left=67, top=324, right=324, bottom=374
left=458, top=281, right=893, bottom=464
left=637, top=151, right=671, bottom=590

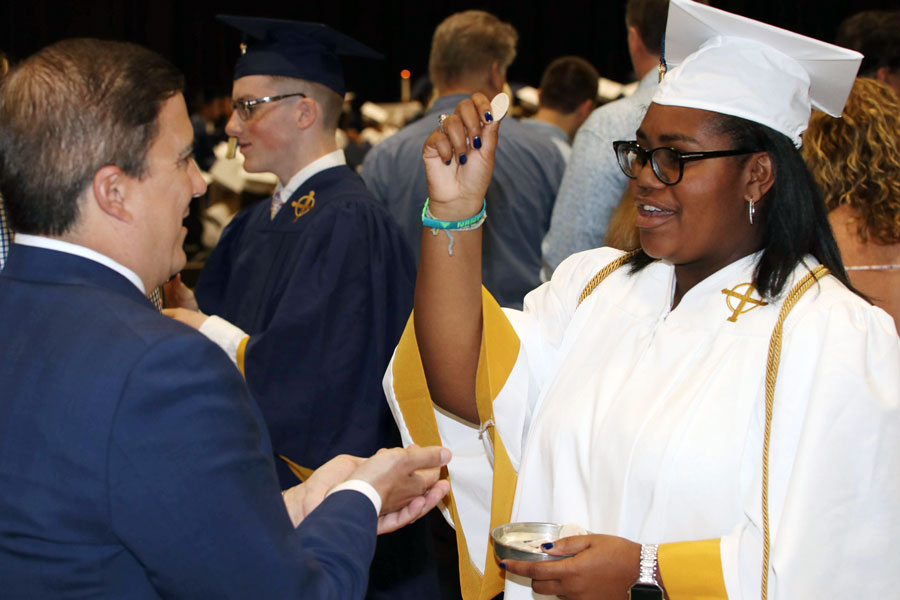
left=803, top=76, right=900, bottom=332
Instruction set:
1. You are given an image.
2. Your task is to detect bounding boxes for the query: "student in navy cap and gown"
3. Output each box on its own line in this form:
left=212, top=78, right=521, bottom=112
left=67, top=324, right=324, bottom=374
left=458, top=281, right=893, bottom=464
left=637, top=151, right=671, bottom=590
left=383, top=0, right=900, bottom=598
left=163, top=17, right=435, bottom=599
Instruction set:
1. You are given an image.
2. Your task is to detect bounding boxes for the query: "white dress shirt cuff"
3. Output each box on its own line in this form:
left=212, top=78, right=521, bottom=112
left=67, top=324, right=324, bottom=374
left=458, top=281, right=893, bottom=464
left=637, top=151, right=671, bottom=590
left=198, top=315, right=248, bottom=366
left=326, top=480, right=382, bottom=516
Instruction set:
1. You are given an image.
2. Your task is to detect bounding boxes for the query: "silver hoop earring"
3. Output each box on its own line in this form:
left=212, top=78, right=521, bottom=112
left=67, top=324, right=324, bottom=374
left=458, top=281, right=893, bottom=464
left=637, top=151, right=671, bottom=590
left=748, top=199, right=756, bottom=225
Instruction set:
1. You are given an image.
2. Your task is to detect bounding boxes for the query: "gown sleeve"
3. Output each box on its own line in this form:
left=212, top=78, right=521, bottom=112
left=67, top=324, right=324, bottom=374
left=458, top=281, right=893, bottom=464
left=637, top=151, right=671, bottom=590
left=383, top=248, right=624, bottom=581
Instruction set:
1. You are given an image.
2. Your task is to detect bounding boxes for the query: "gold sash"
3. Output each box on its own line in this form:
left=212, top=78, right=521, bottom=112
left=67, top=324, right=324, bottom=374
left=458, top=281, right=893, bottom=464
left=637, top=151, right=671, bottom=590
left=392, top=288, right=518, bottom=600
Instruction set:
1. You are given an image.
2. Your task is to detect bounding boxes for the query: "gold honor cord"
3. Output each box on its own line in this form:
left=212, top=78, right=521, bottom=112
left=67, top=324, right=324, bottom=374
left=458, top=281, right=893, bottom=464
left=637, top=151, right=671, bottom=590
left=578, top=254, right=831, bottom=599
left=760, top=264, right=829, bottom=600
left=577, top=250, right=640, bottom=307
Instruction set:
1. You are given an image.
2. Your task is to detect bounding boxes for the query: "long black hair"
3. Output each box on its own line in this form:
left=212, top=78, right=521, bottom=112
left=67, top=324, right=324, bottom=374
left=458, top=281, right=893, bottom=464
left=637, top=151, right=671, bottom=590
left=627, top=113, right=867, bottom=302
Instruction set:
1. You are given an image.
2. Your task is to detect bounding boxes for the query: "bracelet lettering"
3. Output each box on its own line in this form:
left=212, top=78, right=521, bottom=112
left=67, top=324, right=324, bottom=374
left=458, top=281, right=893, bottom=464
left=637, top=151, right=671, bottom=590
left=422, top=198, right=487, bottom=230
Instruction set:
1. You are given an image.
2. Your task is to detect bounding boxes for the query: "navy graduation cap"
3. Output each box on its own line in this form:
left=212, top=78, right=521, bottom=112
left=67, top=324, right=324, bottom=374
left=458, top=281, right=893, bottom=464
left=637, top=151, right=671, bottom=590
left=217, top=15, right=383, bottom=97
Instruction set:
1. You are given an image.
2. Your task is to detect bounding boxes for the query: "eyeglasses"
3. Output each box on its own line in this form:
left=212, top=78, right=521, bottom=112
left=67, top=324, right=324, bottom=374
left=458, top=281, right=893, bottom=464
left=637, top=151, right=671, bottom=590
left=230, top=92, right=307, bottom=121
left=613, top=140, right=759, bottom=185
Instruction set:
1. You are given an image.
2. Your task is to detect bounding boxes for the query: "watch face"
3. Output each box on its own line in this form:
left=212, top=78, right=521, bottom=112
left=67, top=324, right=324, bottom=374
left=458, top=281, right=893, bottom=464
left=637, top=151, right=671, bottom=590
left=629, top=583, right=665, bottom=600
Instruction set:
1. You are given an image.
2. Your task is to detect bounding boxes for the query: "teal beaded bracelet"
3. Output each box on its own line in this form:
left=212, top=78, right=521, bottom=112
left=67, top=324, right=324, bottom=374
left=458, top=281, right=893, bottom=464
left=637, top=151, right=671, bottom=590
left=421, top=198, right=487, bottom=230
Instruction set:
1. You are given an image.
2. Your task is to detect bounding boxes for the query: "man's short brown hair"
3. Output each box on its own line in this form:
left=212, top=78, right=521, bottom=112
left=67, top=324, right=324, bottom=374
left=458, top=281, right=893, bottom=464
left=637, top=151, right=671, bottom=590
left=0, top=39, right=183, bottom=235
left=539, top=56, right=599, bottom=114
left=428, top=10, right=518, bottom=90
left=270, top=75, right=343, bottom=133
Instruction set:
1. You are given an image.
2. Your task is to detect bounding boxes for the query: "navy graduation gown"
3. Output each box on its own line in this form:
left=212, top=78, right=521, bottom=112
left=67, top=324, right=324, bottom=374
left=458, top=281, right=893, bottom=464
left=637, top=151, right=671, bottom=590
left=196, top=165, right=415, bottom=482
left=195, top=166, right=438, bottom=600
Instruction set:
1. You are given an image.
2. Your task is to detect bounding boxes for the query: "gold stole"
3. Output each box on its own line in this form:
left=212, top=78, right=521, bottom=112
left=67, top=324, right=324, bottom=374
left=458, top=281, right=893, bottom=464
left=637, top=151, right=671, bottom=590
left=392, top=288, right=519, bottom=600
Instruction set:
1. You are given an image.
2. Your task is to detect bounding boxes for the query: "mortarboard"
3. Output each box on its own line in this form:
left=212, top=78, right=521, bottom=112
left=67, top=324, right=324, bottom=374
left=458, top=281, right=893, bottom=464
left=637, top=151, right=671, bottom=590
left=217, top=15, right=383, bottom=97
left=653, top=0, right=862, bottom=147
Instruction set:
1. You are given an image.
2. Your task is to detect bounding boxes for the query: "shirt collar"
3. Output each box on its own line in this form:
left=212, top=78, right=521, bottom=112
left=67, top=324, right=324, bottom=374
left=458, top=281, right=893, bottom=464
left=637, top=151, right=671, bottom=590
left=426, top=94, right=473, bottom=116
left=522, top=119, right=570, bottom=144
left=276, top=149, right=346, bottom=200
left=638, top=68, right=659, bottom=89
left=13, top=234, right=146, bottom=294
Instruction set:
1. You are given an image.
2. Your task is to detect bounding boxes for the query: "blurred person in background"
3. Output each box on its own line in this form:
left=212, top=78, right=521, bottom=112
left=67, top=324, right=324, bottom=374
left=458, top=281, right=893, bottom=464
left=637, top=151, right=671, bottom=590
left=803, top=76, right=900, bottom=333
left=520, top=56, right=599, bottom=164
left=542, top=0, right=708, bottom=276
left=835, top=9, right=900, bottom=96
left=362, top=9, right=565, bottom=310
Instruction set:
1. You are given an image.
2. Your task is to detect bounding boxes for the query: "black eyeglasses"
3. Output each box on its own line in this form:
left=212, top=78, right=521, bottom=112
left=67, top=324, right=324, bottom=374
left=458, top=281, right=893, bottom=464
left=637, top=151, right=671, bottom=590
left=613, top=140, right=759, bottom=185
left=230, top=92, right=307, bottom=121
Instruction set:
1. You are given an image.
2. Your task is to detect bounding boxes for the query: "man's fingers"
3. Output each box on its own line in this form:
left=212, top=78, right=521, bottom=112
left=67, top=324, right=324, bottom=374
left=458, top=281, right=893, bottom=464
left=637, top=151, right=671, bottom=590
left=403, top=446, right=451, bottom=471
left=423, top=479, right=450, bottom=505
left=375, top=480, right=448, bottom=535
left=412, top=466, right=441, bottom=488
left=375, top=497, right=423, bottom=535
left=404, top=495, right=427, bottom=516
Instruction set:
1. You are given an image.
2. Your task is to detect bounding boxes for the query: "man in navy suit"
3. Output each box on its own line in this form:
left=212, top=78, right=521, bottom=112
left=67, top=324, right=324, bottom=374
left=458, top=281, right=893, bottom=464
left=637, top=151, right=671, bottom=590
left=0, top=38, right=449, bottom=599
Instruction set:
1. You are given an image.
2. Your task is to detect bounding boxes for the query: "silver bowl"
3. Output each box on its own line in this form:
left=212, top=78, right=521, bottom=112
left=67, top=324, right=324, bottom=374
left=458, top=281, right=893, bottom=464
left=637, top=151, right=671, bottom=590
left=491, top=522, right=574, bottom=562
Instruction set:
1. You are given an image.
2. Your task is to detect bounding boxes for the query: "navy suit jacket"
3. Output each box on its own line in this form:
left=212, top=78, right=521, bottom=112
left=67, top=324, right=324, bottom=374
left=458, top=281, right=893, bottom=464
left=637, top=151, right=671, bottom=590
left=0, top=244, right=377, bottom=599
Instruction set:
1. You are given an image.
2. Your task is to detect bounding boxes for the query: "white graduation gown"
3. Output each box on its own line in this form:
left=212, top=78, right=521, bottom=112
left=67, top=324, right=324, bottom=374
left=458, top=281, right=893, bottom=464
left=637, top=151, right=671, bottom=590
left=385, top=248, right=900, bottom=599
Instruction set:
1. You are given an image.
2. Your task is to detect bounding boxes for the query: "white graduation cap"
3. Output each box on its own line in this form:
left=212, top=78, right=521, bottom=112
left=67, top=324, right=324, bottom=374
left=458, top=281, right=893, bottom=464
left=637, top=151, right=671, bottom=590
left=653, top=0, right=863, bottom=146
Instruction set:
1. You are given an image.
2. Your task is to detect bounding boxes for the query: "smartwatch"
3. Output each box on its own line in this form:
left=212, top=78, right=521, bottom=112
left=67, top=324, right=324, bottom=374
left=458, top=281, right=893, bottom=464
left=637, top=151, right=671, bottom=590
left=628, top=544, right=665, bottom=599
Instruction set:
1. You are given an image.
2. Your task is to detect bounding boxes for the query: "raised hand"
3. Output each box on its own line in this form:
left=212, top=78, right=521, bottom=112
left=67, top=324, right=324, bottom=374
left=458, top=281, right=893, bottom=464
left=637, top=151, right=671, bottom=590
left=415, top=94, right=504, bottom=425
left=500, top=534, right=644, bottom=599
left=422, top=93, right=500, bottom=222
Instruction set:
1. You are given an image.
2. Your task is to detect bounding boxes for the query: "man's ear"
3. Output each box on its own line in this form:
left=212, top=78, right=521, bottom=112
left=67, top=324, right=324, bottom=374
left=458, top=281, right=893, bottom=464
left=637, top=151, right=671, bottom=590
left=745, top=152, right=775, bottom=201
left=297, top=97, right=319, bottom=130
left=92, top=165, right=133, bottom=224
left=626, top=26, right=642, bottom=56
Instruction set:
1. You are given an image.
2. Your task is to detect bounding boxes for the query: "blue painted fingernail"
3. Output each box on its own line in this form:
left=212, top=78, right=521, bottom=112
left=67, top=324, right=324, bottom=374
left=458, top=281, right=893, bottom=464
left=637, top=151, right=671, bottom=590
left=484, top=111, right=493, bottom=122
left=541, top=542, right=554, bottom=550
left=499, top=562, right=507, bottom=570
left=444, top=159, right=452, bottom=166
left=473, top=136, right=482, bottom=149
left=459, top=153, right=467, bottom=165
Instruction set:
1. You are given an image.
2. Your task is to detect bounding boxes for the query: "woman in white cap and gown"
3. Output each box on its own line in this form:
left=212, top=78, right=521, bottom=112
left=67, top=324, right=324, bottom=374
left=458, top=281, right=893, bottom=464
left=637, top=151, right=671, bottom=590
left=383, top=0, right=900, bottom=598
